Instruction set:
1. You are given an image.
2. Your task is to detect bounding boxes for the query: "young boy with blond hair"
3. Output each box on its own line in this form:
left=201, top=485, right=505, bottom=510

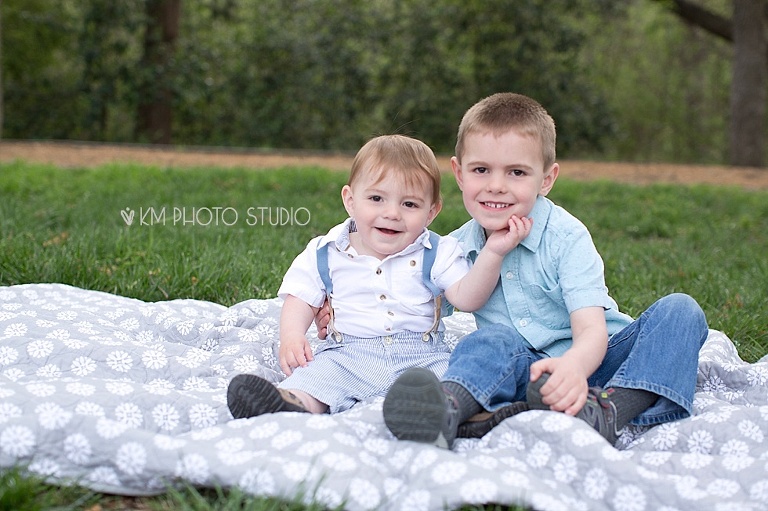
left=383, top=93, right=709, bottom=449
left=228, top=134, right=528, bottom=420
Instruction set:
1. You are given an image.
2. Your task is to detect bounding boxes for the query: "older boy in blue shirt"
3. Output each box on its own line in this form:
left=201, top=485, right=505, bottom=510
left=383, top=92, right=709, bottom=449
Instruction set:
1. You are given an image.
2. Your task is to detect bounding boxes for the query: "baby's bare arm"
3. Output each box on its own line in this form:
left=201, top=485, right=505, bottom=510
left=279, top=295, right=318, bottom=375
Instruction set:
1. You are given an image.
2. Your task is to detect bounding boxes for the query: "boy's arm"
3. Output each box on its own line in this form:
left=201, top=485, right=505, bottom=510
left=279, top=294, right=319, bottom=376
left=444, top=215, right=532, bottom=312
left=529, top=306, right=608, bottom=415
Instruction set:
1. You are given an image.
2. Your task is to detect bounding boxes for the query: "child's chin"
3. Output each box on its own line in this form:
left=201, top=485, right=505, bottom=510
left=478, top=219, right=511, bottom=233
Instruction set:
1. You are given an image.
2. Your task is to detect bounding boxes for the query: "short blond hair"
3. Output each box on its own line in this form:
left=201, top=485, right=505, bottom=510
left=349, top=135, right=442, bottom=206
left=455, top=93, right=556, bottom=170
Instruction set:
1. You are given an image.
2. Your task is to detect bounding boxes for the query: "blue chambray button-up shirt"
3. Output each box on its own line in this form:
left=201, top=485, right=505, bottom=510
left=451, top=196, right=633, bottom=358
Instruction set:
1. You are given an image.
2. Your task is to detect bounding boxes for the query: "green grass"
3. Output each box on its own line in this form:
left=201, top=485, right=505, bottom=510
left=0, top=466, right=342, bottom=511
left=1, top=160, right=767, bottom=509
left=552, top=179, right=768, bottom=362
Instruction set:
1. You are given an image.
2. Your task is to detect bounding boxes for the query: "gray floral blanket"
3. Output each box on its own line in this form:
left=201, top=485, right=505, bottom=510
left=1, top=283, right=767, bottom=510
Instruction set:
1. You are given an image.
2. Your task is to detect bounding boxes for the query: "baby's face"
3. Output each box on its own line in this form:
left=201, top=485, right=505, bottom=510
left=452, top=130, right=557, bottom=233
left=342, top=171, right=439, bottom=260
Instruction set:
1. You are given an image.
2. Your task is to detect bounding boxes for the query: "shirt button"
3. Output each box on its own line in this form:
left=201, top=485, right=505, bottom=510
left=409, top=260, right=416, bottom=266
left=505, top=271, right=514, bottom=279
left=519, top=319, right=528, bottom=327
left=379, top=294, right=387, bottom=301
left=388, top=311, right=394, bottom=316
left=376, top=268, right=382, bottom=275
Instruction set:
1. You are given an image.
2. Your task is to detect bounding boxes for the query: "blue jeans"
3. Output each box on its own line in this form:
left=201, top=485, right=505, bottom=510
left=442, top=293, right=709, bottom=426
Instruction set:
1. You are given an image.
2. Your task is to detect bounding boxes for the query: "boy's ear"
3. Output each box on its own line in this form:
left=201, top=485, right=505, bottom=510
left=341, top=185, right=355, bottom=216
left=539, top=163, right=559, bottom=196
left=425, top=201, right=442, bottom=227
left=450, top=157, right=464, bottom=190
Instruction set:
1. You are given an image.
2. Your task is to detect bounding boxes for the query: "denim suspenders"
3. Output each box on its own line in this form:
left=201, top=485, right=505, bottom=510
left=316, top=231, right=445, bottom=342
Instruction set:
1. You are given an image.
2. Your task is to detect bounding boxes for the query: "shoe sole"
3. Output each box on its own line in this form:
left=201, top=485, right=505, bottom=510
left=383, top=368, right=449, bottom=446
left=227, top=374, right=300, bottom=418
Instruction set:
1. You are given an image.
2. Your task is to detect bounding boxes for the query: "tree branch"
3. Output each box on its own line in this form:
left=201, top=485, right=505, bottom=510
left=657, top=0, right=733, bottom=41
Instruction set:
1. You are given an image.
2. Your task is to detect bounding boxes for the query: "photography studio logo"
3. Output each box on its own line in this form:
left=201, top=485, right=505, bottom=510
left=121, top=208, right=136, bottom=226
left=120, top=206, right=310, bottom=227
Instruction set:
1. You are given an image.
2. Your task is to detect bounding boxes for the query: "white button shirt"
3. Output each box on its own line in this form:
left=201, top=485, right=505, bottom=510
left=278, top=218, right=470, bottom=338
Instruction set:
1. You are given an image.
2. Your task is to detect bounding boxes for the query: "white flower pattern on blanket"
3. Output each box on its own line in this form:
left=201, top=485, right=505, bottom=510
left=1, top=283, right=768, bottom=510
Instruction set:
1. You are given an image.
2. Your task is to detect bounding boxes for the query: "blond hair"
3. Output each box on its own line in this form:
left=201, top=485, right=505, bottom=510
left=455, top=93, right=556, bottom=170
left=349, top=135, right=442, bottom=206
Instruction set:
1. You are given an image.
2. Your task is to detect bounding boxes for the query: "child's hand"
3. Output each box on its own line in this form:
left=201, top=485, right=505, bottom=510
left=485, top=215, right=532, bottom=256
left=279, top=335, right=314, bottom=376
left=313, top=299, right=331, bottom=340
left=529, top=356, right=589, bottom=416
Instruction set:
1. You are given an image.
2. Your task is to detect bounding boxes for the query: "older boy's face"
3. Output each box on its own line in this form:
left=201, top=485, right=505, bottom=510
left=451, top=130, right=558, bottom=233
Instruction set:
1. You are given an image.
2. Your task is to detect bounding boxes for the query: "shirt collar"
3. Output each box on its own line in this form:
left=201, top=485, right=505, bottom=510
left=318, top=218, right=432, bottom=257
left=462, top=196, right=553, bottom=256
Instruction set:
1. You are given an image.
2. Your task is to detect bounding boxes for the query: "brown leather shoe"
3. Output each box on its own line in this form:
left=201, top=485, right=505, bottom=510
left=227, top=374, right=308, bottom=418
left=456, top=401, right=529, bottom=438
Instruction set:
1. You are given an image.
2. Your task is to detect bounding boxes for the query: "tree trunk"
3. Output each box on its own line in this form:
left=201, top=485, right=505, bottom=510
left=657, top=0, right=767, bottom=167
left=0, top=0, right=4, bottom=140
left=729, top=0, right=767, bottom=167
left=136, top=0, right=181, bottom=145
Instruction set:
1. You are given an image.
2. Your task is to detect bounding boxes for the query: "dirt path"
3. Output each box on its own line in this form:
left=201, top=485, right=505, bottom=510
left=3, top=140, right=768, bottom=190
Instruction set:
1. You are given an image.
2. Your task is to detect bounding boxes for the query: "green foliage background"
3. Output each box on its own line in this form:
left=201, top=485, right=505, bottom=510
left=2, top=0, right=734, bottom=164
